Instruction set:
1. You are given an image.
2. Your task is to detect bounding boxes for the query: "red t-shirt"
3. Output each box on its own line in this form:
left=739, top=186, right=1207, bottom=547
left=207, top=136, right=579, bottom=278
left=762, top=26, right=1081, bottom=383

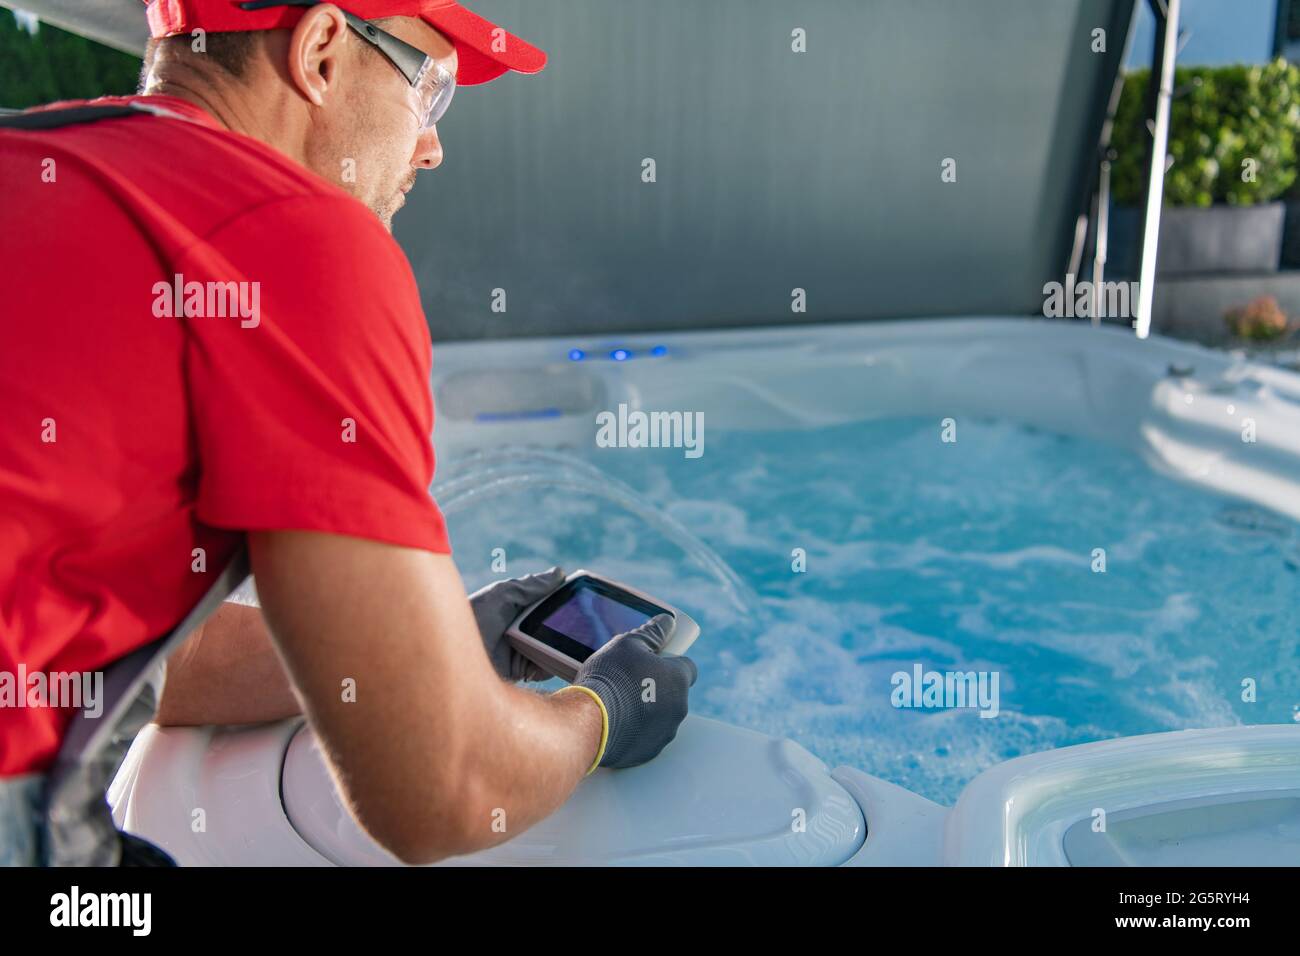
left=0, top=95, right=451, bottom=776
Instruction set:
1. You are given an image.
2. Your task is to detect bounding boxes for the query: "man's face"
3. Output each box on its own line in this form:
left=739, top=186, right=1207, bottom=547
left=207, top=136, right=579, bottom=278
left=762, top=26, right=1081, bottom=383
left=312, top=16, right=457, bottom=231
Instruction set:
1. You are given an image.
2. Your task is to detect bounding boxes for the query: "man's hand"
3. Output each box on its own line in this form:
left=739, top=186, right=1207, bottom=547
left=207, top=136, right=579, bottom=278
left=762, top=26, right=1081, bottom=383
left=573, top=614, right=697, bottom=768
left=469, top=566, right=566, bottom=681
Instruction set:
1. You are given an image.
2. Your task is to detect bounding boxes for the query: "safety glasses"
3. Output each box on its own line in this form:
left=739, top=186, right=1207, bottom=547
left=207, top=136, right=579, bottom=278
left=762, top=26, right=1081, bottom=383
left=239, top=0, right=455, bottom=129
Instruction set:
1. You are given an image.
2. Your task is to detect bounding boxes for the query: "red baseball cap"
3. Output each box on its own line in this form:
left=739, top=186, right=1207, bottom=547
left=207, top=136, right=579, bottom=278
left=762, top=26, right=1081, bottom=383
left=143, top=0, right=547, bottom=85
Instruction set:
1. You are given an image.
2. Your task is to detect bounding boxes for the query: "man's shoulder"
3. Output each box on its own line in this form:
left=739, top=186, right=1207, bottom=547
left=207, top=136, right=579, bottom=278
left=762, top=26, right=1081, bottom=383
left=85, top=97, right=401, bottom=255
left=10, top=94, right=375, bottom=229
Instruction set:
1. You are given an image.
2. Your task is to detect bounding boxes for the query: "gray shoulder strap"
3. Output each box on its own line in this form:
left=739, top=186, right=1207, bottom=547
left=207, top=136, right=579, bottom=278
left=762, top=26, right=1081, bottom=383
left=0, top=104, right=142, bottom=129
left=42, top=548, right=251, bottom=866
left=0, top=101, right=192, bottom=130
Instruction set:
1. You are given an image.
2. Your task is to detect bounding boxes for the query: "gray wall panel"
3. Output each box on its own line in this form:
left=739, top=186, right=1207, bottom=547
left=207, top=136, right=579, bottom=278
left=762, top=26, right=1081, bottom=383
left=400, top=0, right=1135, bottom=342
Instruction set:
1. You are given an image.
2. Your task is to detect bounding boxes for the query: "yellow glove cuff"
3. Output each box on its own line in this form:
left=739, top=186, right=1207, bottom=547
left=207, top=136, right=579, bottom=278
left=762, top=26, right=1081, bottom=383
left=554, top=684, right=608, bottom=775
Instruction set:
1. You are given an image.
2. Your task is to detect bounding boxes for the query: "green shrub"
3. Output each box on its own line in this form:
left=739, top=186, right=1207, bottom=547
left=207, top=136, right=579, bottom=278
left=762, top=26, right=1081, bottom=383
left=1110, top=59, right=1300, bottom=207
left=0, top=10, right=142, bottom=110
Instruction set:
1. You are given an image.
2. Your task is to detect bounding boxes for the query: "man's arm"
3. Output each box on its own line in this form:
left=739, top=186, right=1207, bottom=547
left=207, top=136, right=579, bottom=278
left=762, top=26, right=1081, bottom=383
left=245, top=529, right=604, bottom=865
left=155, top=602, right=301, bottom=726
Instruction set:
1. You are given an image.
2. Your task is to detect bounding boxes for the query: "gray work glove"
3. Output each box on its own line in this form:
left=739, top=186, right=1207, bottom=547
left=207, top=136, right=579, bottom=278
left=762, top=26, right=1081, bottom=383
left=469, top=566, right=567, bottom=682
left=574, top=613, right=698, bottom=769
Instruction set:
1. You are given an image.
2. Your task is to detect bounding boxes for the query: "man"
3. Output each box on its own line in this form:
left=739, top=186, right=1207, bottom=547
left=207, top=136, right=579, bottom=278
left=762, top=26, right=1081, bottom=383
left=0, top=0, right=696, bottom=866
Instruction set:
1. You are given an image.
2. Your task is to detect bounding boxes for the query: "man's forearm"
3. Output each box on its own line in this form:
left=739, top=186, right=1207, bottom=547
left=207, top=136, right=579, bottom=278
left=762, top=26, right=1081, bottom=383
left=250, top=532, right=606, bottom=864
left=155, top=601, right=302, bottom=726
left=454, top=679, right=605, bottom=845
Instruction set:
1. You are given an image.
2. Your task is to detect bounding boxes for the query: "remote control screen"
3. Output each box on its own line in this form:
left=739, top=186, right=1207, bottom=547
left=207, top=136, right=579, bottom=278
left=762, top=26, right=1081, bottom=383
left=541, top=587, right=652, bottom=653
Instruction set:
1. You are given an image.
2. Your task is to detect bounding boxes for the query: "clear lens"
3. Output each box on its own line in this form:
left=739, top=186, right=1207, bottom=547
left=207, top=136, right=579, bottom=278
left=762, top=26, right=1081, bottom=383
left=412, top=59, right=456, bottom=130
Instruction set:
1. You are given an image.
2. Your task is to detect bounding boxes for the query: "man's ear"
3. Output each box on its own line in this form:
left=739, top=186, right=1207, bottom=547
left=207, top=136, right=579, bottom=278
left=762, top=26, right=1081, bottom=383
left=286, top=4, right=350, bottom=108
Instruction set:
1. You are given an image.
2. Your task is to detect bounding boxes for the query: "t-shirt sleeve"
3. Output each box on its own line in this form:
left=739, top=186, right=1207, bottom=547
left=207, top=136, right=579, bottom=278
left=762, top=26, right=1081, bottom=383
left=178, top=194, right=450, bottom=553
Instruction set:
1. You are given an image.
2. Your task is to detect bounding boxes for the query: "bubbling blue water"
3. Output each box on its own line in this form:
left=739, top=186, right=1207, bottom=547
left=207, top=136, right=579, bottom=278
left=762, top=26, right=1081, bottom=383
left=440, top=416, right=1300, bottom=805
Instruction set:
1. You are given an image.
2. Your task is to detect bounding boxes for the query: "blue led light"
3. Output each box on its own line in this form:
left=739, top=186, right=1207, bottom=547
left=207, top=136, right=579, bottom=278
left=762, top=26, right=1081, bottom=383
left=568, top=348, right=586, bottom=361
left=611, top=349, right=631, bottom=361
left=650, top=345, right=668, bottom=356
left=475, top=408, right=564, bottom=423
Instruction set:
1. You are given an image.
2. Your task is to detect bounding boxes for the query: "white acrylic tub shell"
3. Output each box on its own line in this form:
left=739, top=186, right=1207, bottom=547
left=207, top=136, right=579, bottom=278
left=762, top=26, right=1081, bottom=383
left=286, top=715, right=864, bottom=866
left=113, top=716, right=869, bottom=867
left=943, top=724, right=1300, bottom=866
left=109, top=716, right=1300, bottom=866
left=431, top=317, right=1300, bottom=524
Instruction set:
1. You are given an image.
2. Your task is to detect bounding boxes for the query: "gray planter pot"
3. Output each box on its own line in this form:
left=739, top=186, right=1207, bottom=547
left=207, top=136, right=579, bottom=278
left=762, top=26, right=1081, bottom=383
left=1108, top=202, right=1285, bottom=277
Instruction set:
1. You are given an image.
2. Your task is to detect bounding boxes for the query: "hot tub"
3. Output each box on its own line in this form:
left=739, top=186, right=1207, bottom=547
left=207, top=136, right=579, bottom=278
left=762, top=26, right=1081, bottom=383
left=112, top=316, right=1300, bottom=866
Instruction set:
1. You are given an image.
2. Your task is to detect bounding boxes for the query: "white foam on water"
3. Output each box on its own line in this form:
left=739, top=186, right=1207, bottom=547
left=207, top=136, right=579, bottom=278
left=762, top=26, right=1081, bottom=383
left=439, top=415, right=1300, bottom=805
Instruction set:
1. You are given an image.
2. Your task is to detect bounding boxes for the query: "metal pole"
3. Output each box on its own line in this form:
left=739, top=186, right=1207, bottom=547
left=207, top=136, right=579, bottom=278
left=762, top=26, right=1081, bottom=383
left=1134, top=0, right=1181, bottom=339
left=1072, top=1, right=1138, bottom=325
left=1094, top=157, right=1111, bottom=326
